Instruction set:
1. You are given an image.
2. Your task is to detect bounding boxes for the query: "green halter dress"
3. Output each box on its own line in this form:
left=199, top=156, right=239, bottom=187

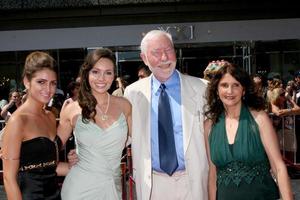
left=209, top=104, right=280, bottom=200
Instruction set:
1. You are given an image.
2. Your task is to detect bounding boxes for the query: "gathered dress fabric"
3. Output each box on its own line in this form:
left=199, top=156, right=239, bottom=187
left=61, top=113, right=128, bottom=200
left=209, top=104, right=280, bottom=200
left=18, top=136, right=61, bottom=200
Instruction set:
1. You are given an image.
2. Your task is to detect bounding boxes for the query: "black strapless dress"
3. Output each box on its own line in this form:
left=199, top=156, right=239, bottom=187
left=18, top=136, right=62, bottom=200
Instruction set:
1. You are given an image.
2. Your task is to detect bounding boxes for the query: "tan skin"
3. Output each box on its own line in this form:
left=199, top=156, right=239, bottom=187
left=271, top=89, right=300, bottom=117
left=58, top=58, right=132, bottom=164
left=1, top=91, right=22, bottom=119
left=61, top=85, right=80, bottom=111
left=2, top=69, right=69, bottom=200
left=204, top=73, right=293, bottom=200
left=140, top=33, right=177, bottom=83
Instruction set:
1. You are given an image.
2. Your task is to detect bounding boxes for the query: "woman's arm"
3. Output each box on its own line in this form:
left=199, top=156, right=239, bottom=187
left=270, top=102, right=282, bottom=116
left=0, top=101, right=14, bottom=119
left=204, top=119, right=217, bottom=200
left=288, top=99, right=300, bottom=115
left=2, top=115, right=24, bottom=200
left=255, top=111, right=293, bottom=200
left=57, top=102, right=77, bottom=146
left=277, top=104, right=300, bottom=117
left=45, top=110, right=71, bottom=177
left=57, top=102, right=81, bottom=167
left=123, top=98, right=132, bottom=138
left=271, top=101, right=300, bottom=117
left=119, top=97, right=132, bottom=147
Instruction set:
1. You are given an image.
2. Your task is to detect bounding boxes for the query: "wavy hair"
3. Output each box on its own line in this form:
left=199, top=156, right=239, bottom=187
left=204, top=62, right=266, bottom=124
left=268, top=78, right=282, bottom=91
left=78, top=48, right=116, bottom=123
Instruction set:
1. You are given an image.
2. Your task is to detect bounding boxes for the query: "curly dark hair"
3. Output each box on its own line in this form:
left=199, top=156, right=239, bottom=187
left=78, top=48, right=116, bottom=123
left=204, top=62, right=266, bottom=124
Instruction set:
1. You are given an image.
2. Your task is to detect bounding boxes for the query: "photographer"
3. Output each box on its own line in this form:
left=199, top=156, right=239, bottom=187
left=0, top=90, right=21, bottom=121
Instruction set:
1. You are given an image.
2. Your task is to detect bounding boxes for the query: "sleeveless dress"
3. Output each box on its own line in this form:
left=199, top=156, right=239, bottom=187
left=209, top=104, right=280, bottom=200
left=18, top=136, right=61, bottom=200
left=61, top=113, right=128, bottom=200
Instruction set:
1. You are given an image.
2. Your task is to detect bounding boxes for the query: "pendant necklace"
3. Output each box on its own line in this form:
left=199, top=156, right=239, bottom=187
left=226, top=115, right=239, bottom=129
left=97, top=93, right=110, bottom=121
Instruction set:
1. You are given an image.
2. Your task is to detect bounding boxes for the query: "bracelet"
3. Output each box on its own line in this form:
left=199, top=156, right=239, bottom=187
left=2, top=156, right=19, bottom=160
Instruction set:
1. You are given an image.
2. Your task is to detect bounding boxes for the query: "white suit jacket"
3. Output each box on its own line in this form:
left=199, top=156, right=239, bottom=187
left=124, top=71, right=209, bottom=200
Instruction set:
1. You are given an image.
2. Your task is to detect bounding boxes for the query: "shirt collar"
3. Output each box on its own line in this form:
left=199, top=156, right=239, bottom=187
left=152, top=70, right=179, bottom=94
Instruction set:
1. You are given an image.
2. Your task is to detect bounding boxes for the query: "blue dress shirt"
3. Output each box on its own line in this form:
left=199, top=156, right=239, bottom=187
left=151, top=70, right=185, bottom=172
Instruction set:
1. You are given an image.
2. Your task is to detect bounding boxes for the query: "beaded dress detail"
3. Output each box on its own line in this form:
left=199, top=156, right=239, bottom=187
left=209, top=104, right=279, bottom=200
left=18, top=136, right=61, bottom=200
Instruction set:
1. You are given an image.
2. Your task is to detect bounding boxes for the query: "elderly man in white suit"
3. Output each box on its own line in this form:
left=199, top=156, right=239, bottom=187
left=124, top=30, right=208, bottom=200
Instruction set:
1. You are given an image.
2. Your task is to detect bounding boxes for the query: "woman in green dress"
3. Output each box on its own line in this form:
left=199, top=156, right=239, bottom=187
left=204, top=62, right=293, bottom=200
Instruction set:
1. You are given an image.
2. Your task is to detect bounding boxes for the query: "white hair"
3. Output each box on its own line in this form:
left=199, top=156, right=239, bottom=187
left=140, top=30, right=174, bottom=54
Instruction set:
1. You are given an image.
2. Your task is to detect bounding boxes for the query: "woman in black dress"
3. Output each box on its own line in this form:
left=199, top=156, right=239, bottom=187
left=2, top=51, right=68, bottom=200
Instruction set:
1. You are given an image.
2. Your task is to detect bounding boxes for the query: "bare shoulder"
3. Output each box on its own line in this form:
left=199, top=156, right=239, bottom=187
left=249, top=109, right=270, bottom=125
left=111, top=96, right=132, bottom=116
left=6, top=111, right=27, bottom=126
left=4, top=111, right=28, bottom=139
left=65, top=100, right=79, bottom=111
left=60, top=100, right=81, bottom=119
left=63, top=101, right=80, bottom=113
left=112, top=95, right=131, bottom=108
left=204, top=118, right=213, bottom=125
left=61, top=98, right=75, bottom=110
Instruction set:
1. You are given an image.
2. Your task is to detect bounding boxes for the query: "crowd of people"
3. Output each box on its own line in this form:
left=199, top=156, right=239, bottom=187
left=0, top=29, right=298, bottom=200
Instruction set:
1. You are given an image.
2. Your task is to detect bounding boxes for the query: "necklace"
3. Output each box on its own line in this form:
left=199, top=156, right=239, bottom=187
left=226, top=115, right=239, bottom=129
left=97, top=93, right=110, bottom=121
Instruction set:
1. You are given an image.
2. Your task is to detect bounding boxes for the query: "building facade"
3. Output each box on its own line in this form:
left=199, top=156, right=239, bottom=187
left=0, top=0, right=300, bottom=93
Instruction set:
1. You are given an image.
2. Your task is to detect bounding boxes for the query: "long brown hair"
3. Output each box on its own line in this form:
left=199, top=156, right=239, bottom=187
left=204, top=62, right=266, bottom=124
left=78, top=48, right=116, bottom=123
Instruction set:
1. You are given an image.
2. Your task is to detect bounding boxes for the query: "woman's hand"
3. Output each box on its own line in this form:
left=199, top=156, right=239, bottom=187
left=67, top=149, right=79, bottom=168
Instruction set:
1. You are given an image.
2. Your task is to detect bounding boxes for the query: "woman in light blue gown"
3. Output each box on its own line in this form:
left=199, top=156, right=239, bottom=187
left=58, top=48, right=132, bottom=200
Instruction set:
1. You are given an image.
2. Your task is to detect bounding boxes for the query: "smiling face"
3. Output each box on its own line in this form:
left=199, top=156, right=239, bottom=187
left=217, top=73, right=245, bottom=109
left=141, top=33, right=177, bottom=82
left=24, top=68, right=57, bottom=104
left=88, top=57, right=115, bottom=95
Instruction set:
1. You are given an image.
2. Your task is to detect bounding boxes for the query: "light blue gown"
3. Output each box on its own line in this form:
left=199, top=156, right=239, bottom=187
left=61, top=114, right=128, bottom=200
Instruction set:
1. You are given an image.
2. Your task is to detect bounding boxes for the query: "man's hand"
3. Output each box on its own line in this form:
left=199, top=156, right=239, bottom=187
left=67, top=149, right=79, bottom=168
